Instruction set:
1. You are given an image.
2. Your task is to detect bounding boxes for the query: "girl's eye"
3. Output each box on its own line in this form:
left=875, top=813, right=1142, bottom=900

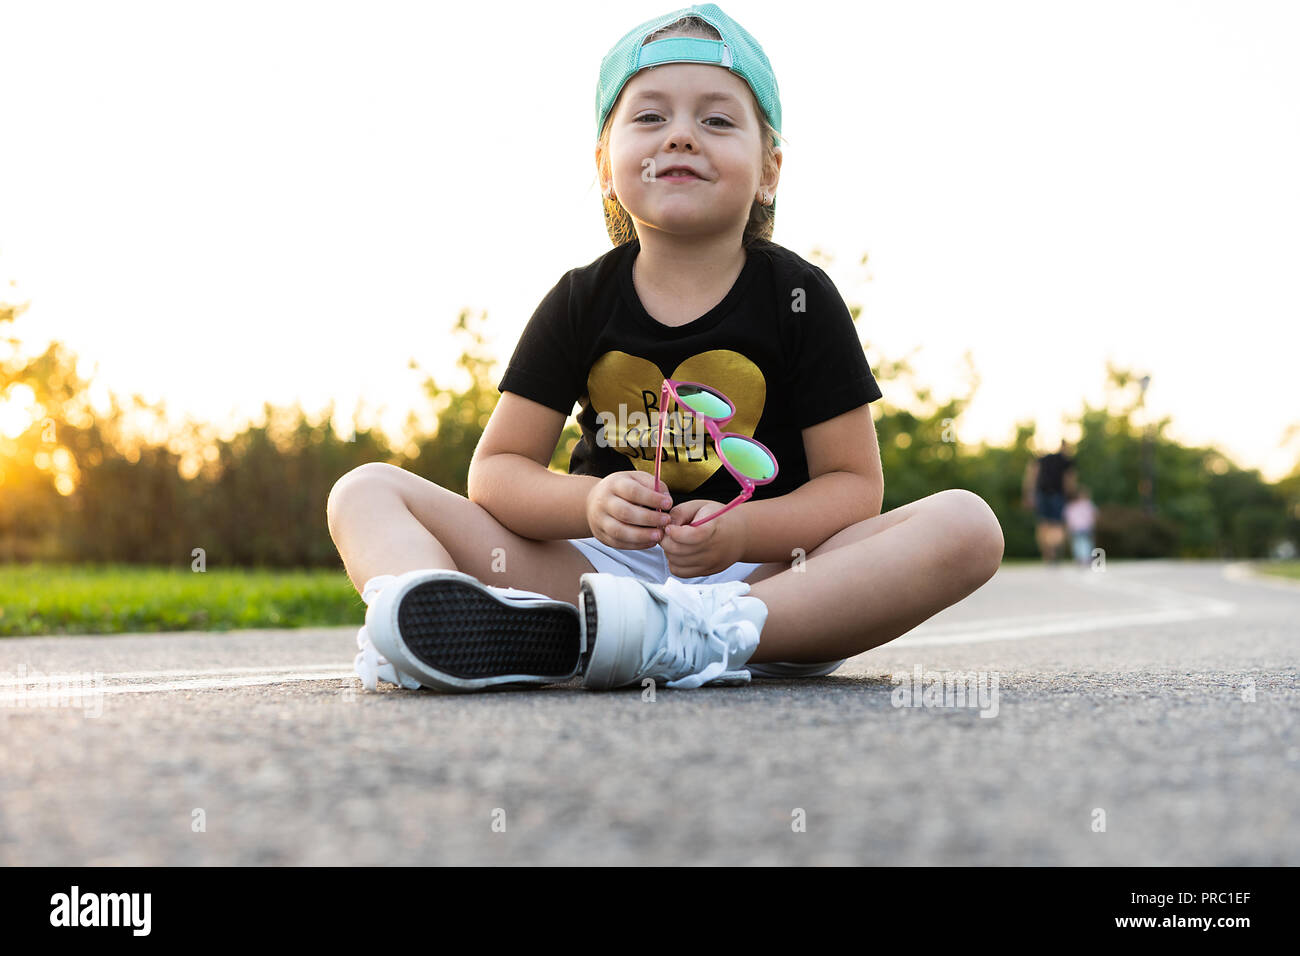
left=633, top=113, right=733, bottom=127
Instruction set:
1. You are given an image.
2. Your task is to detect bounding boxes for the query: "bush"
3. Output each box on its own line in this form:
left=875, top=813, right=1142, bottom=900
left=1095, top=505, right=1181, bottom=558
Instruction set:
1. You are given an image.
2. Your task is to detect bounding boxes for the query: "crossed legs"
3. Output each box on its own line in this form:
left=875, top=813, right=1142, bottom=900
left=327, top=465, right=1004, bottom=663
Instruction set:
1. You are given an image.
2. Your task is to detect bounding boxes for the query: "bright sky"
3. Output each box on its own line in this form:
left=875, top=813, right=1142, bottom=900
left=1, top=0, right=1297, bottom=478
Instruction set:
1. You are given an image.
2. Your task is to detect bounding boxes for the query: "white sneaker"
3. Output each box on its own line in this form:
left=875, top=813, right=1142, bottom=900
left=362, top=569, right=583, bottom=693
left=578, top=573, right=766, bottom=690
left=354, top=574, right=421, bottom=690
left=355, top=623, right=423, bottom=690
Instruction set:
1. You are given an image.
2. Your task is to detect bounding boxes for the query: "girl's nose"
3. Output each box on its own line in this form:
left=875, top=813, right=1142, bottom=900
left=663, top=121, right=697, bottom=151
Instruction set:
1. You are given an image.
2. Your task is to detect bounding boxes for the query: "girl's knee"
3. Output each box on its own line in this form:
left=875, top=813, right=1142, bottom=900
left=936, top=489, right=1004, bottom=582
left=327, top=462, right=422, bottom=524
left=338, top=461, right=411, bottom=488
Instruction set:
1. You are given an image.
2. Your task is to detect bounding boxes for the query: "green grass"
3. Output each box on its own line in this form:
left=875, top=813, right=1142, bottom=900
left=8, top=557, right=1293, bottom=638
left=0, top=563, right=364, bottom=637
left=1252, top=560, right=1300, bottom=581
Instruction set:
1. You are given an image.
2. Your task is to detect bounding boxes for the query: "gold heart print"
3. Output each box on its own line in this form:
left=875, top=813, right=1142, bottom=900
left=586, top=349, right=767, bottom=493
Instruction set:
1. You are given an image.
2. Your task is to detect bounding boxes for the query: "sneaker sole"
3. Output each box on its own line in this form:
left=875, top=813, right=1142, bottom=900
left=368, top=569, right=582, bottom=692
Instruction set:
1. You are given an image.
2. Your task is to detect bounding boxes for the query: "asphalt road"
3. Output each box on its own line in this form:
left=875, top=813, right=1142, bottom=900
left=1, top=559, right=1296, bottom=865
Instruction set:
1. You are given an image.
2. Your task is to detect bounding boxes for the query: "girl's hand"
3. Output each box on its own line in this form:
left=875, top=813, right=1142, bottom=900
left=585, top=471, right=673, bottom=550
left=661, top=500, right=749, bottom=578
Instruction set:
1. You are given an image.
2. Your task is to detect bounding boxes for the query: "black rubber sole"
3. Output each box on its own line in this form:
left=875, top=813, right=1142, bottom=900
left=396, top=578, right=581, bottom=681
left=579, top=580, right=599, bottom=672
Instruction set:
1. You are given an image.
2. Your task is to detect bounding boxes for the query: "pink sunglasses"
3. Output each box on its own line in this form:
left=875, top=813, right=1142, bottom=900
left=652, top=377, right=779, bottom=528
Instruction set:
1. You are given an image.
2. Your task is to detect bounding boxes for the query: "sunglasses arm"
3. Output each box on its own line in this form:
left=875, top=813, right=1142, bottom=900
left=652, top=380, right=671, bottom=506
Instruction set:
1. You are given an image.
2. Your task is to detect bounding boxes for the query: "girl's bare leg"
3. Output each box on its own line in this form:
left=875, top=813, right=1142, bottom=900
left=325, top=462, right=596, bottom=605
left=742, top=489, right=1005, bottom=663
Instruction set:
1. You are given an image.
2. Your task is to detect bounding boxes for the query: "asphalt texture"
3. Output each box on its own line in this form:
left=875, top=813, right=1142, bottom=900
left=1, top=559, right=1296, bottom=865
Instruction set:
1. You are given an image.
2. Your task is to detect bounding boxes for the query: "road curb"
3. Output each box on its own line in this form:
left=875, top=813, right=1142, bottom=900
left=1222, top=561, right=1300, bottom=591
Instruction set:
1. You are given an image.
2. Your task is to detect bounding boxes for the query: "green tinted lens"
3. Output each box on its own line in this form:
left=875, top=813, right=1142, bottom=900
left=719, top=436, right=776, bottom=481
left=675, top=385, right=732, bottom=420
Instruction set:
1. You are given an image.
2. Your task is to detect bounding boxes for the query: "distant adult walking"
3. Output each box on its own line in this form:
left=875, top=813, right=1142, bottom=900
left=1022, top=440, right=1077, bottom=565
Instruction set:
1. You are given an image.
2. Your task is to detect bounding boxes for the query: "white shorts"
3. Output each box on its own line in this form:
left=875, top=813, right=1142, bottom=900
left=567, top=536, right=845, bottom=680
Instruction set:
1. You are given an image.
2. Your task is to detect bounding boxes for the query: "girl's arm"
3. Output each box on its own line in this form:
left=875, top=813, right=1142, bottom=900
left=470, top=453, right=599, bottom=541
left=468, top=392, right=598, bottom=541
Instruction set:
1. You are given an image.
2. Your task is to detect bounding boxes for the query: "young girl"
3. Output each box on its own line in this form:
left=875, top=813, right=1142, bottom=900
left=1065, top=486, right=1099, bottom=567
left=326, top=4, right=1004, bottom=693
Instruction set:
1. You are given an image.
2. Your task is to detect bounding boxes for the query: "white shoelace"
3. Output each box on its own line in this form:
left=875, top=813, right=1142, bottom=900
left=353, top=574, right=420, bottom=691
left=647, top=578, right=761, bottom=689
left=354, top=624, right=421, bottom=691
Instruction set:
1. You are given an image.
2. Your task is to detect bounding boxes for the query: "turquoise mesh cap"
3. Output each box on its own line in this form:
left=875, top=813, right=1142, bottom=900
left=596, top=4, right=781, bottom=147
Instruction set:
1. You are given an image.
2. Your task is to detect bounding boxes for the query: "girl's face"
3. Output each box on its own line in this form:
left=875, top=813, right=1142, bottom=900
left=600, top=62, right=778, bottom=241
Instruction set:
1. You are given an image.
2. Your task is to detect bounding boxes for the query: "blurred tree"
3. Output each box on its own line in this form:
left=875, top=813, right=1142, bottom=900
left=404, top=308, right=502, bottom=497
left=404, top=308, right=581, bottom=497
left=2, top=266, right=1296, bottom=565
left=1, top=302, right=81, bottom=560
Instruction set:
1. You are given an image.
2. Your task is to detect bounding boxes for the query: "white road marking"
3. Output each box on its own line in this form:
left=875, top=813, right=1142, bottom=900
left=894, top=568, right=1236, bottom=647
left=0, top=669, right=357, bottom=705
left=905, top=608, right=1137, bottom=637
left=0, top=664, right=354, bottom=687
left=895, top=603, right=1235, bottom=647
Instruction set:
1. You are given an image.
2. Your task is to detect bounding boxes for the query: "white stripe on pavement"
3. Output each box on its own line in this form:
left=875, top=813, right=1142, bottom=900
left=0, top=664, right=355, bottom=687
left=0, top=670, right=356, bottom=705
left=896, top=571, right=1236, bottom=647
left=894, top=601, right=1235, bottom=648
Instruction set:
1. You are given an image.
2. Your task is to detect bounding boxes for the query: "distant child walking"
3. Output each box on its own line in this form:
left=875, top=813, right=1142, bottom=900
left=1065, top=486, right=1099, bottom=567
left=326, top=4, right=1004, bottom=692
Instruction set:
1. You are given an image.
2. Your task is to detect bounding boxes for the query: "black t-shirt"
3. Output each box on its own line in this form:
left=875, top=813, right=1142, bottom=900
left=496, top=237, right=883, bottom=505
left=1036, top=452, right=1074, bottom=494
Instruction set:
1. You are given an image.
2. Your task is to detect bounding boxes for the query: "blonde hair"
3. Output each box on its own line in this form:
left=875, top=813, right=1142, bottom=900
left=594, top=15, right=784, bottom=248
